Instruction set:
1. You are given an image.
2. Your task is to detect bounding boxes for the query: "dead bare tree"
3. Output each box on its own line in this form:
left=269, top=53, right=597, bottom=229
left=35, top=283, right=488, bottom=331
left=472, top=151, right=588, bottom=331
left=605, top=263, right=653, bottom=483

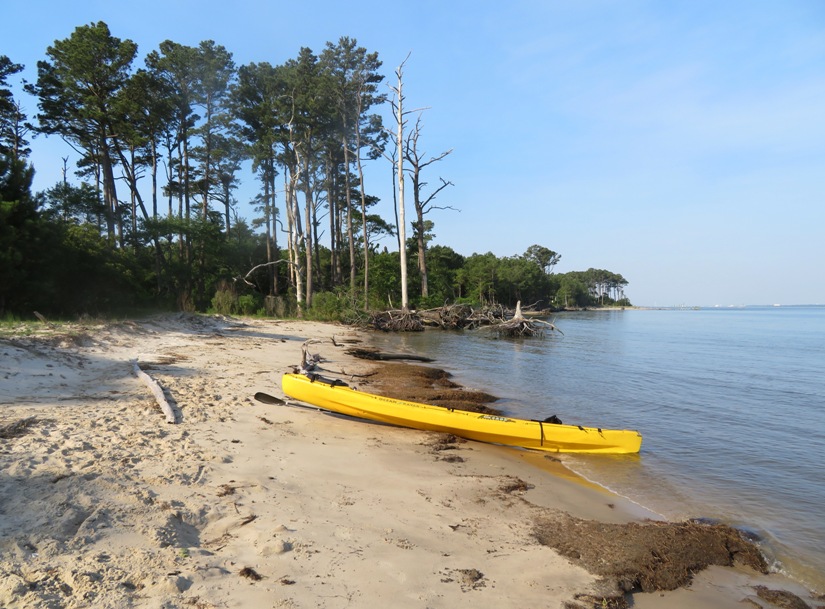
left=405, top=112, right=455, bottom=299
left=389, top=55, right=411, bottom=313
left=283, top=93, right=306, bottom=317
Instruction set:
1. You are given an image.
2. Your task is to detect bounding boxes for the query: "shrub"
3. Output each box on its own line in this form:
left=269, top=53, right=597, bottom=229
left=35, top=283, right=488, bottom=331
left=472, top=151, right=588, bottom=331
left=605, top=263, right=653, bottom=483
left=306, top=291, right=357, bottom=322
left=211, top=288, right=237, bottom=315
left=237, top=293, right=261, bottom=316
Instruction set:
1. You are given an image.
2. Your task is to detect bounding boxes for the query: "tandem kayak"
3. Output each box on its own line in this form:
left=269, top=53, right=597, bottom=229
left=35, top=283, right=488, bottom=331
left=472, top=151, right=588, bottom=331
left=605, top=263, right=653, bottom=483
left=281, top=373, right=642, bottom=454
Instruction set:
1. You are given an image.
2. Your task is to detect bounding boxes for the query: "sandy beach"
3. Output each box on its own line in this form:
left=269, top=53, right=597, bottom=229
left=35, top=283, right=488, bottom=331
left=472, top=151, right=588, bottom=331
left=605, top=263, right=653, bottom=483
left=0, top=314, right=820, bottom=609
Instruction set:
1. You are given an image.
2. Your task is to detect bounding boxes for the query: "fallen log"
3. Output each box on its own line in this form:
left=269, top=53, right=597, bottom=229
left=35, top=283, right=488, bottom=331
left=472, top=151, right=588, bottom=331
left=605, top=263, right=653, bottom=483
left=131, top=359, right=176, bottom=424
left=33, top=311, right=56, bottom=329
left=345, top=347, right=434, bottom=362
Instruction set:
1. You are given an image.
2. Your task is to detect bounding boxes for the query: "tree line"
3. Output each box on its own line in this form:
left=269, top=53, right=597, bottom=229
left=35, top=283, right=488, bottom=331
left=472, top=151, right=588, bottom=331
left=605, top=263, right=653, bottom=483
left=0, top=23, right=630, bottom=320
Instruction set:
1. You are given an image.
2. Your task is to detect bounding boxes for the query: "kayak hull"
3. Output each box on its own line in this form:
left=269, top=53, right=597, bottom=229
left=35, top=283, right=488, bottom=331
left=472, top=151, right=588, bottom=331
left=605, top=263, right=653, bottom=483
left=281, top=373, right=642, bottom=454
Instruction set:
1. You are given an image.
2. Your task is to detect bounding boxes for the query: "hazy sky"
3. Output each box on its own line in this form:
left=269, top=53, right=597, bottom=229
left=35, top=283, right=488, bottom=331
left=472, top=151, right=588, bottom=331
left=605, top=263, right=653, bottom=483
left=3, top=0, right=823, bottom=306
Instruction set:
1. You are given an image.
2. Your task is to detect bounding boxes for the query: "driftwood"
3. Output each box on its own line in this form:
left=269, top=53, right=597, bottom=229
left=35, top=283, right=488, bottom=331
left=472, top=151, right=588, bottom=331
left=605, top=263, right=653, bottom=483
left=300, top=340, right=323, bottom=373
left=345, top=347, right=434, bottom=362
left=131, top=359, right=176, bottom=424
left=418, top=301, right=561, bottom=335
left=355, top=301, right=560, bottom=338
left=365, top=309, right=424, bottom=332
left=33, top=311, right=56, bottom=329
left=291, top=341, right=382, bottom=383
left=419, top=303, right=476, bottom=329
left=418, top=303, right=506, bottom=330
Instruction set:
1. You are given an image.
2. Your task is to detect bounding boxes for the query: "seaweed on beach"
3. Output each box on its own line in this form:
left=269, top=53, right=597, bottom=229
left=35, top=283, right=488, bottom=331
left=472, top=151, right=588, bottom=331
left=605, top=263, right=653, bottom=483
left=239, top=566, right=262, bottom=581
left=754, top=586, right=814, bottom=609
left=0, top=417, right=39, bottom=439
left=366, top=362, right=500, bottom=413
left=533, top=513, right=768, bottom=594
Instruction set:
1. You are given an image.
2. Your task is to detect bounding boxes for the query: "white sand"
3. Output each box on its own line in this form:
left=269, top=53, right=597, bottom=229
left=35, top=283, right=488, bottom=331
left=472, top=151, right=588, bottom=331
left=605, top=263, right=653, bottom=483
left=0, top=314, right=816, bottom=608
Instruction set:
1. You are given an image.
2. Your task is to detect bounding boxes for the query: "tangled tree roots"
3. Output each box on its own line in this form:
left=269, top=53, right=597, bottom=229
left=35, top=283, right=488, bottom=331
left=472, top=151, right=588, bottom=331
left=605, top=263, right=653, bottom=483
left=420, top=303, right=476, bottom=329
left=358, top=302, right=558, bottom=336
left=487, top=301, right=563, bottom=338
left=419, top=303, right=508, bottom=330
left=368, top=310, right=424, bottom=332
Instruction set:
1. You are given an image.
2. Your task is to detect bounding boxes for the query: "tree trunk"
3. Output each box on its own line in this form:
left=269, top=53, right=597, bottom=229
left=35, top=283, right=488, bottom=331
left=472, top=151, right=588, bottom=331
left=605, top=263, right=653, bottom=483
left=416, top=210, right=428, bottom=298
left=223, top=179, right=231, bottom=233
left=100, top=137, right=118, bottom=245
left=301, top=154, right=313, bottom=309
left=355, top=104, right=370, bottom=310
left=285, top=163, right=304, bottom=317
left=129, top=146, right=138, bottom=251
left=342, top=132, right=356, bottom=296
left=396, top=74, right=409, bottom=312
left=202, top=99, right=212, bottom=220
left=151, top=139, right=158, bottom=219
left=269, top=163, right=279, bottom=296
left=264, top=175, right=274, bottom=294
left=325, top=153, right=339, bottom=287
left=150, top=139, right=162, bottom=293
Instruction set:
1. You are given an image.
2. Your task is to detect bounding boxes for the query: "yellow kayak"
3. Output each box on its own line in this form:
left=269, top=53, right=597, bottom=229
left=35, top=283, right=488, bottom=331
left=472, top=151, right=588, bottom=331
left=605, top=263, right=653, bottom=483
left=281, top=373, right=642, bottom=454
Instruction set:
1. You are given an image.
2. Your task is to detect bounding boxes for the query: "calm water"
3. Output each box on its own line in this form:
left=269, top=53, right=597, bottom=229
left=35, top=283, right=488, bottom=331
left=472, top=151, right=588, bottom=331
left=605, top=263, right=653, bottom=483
left=369, top=306, right=825, bottom=592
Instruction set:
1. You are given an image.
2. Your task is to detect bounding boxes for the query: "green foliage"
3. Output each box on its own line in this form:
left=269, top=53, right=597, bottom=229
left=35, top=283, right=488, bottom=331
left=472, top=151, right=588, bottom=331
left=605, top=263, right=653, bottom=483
left=365, top=250, right=403, bottom=309
left=25, top=21, right=139, bottom=242
left=40, top=181, right=104, bottom=223
left=0, top=55, right=28, bottom=158
left=210, top=288, right=237, bottom=315
left=554, top=274, right=590, bottom=308
left=555, top=269, right=629, bottom=307
left=0, top=155, right=41, bottom=315
left=4, top=24, right=637, bottom=319
left=413, top=244, right=464, bottom=307
left=237, top=293, right=261, bottom=315
left=210, top=286, right=262, bottom=316
left=305, top=290, right=358, bottom=322
left=455, top=252, right=500, bottom=305
left=523, top=244, right=561, bottom=274
left=496, top=256, right=549, bottom=306
left=52, top=223, right=146, bottom=314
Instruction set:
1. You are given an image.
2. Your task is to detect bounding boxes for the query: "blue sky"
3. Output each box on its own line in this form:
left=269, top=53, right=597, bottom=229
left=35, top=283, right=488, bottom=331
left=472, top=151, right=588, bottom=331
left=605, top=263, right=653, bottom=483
left=2, top=0, right=823, bottom=306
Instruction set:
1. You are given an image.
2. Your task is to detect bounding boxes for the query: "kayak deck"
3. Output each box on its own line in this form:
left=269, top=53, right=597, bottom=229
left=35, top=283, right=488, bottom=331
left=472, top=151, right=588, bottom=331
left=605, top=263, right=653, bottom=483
left=281, top=373, right=642, bottom=454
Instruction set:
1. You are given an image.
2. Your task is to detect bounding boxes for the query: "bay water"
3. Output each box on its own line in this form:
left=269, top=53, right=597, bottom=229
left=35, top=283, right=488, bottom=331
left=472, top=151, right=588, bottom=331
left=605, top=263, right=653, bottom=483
left=368, top=306, right=825, bottom=592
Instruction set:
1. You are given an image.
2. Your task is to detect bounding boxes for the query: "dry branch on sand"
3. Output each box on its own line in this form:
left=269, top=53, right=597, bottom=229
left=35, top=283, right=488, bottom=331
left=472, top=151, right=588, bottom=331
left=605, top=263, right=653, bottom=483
left=299, top=339, right=325, bottom=373
left=131, top=359, right=176, bottom=424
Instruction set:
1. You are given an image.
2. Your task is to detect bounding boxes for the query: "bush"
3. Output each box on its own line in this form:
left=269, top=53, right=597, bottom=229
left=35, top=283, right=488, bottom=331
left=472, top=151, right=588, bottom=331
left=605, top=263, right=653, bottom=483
left=306, top=290, right=357, bottom=322
left=265, top=295, right=289, bottom=318
left=210, top=288, right=263, bottom=316
left=415, top=295, right=450, bottom=310
left=237, top=293, right=261, bottom=316
left=210, top=288, right=237, bottom=315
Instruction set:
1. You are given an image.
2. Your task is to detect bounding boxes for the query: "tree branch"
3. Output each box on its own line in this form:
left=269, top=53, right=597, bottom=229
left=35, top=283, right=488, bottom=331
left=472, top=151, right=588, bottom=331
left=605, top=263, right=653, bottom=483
left=236, top=260, right=295, bottom=287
